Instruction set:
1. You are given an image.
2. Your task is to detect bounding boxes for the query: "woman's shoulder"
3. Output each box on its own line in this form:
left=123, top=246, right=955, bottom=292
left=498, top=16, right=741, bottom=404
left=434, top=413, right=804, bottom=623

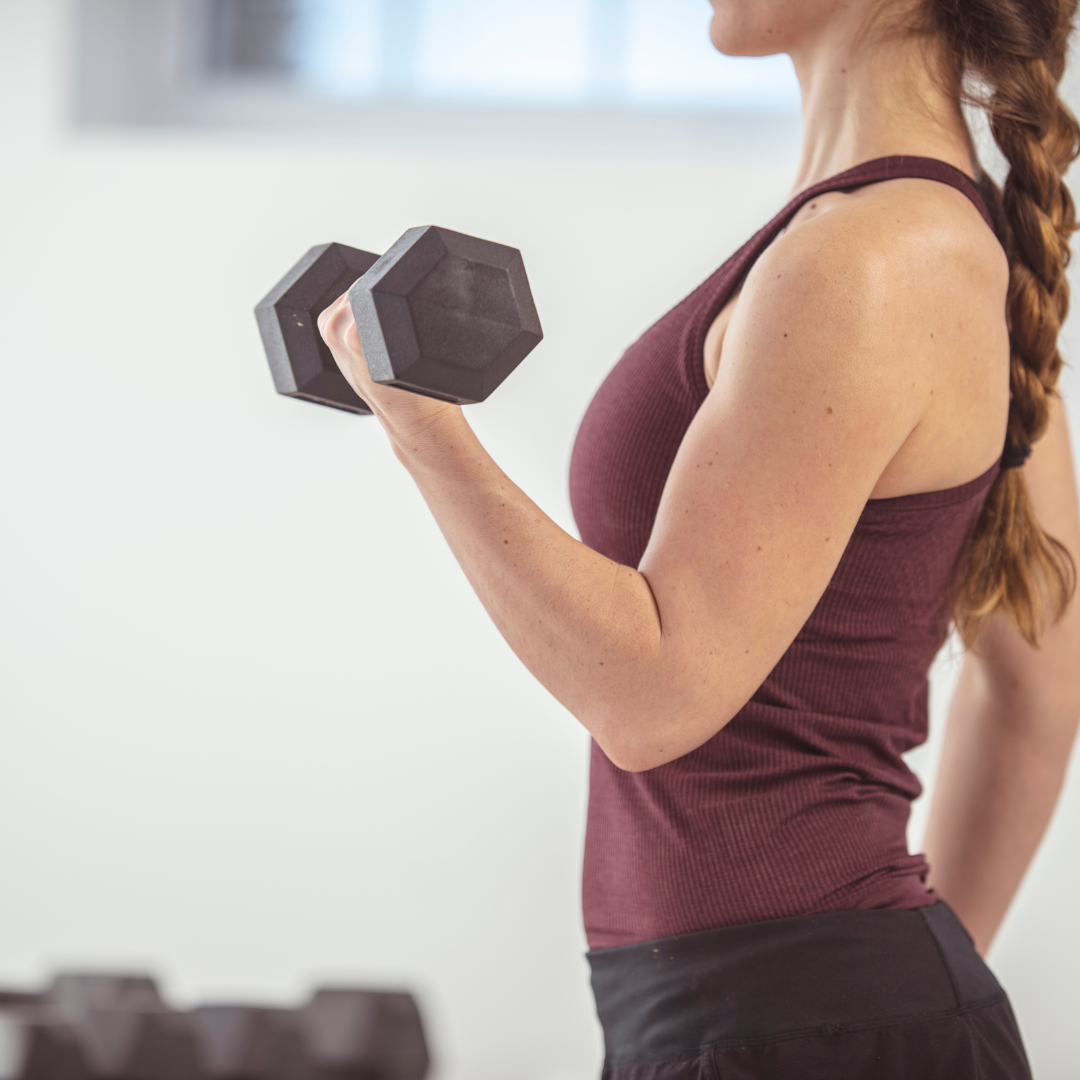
left=735, top=180, right=996, bottom=338
left=762, top=174, right=1006, bottom=296
left=732, top=170, right=1010, bottom=384
left=722, top=173, right=1011, bottom=496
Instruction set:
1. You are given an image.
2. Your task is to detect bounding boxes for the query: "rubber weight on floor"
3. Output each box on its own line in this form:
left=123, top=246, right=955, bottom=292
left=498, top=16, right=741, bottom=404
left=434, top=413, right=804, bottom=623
left=1, top=977, right=431, bottom=1080
left=189, top=1006, right=307, bottom=1080
left=298, top=989, right=429, bottom=1080
left=0, top=1002, right=89, bottom=1080
left=256, top=226, right=543, bottom=414
left=74, top=1009, right=205, bottom=1080
left=44, top=973, right=200, bottom=1080
left=46, top=974, right=165, bottom=1018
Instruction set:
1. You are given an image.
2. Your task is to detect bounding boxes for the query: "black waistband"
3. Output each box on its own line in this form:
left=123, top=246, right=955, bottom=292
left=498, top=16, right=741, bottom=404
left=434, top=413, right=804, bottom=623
left=587, top=902, right=1004, bottom=1065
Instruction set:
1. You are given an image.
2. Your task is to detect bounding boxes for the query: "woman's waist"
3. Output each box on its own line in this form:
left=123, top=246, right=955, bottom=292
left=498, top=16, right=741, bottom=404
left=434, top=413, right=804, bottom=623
left=587, top=718, right=926, bottom=818
left=582, top=777, right=933, bottom=950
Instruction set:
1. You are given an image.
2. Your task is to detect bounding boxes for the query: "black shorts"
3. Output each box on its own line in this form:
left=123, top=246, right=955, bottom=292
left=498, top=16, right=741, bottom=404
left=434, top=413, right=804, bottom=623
left=587, top=902, right=1030, bottom=1079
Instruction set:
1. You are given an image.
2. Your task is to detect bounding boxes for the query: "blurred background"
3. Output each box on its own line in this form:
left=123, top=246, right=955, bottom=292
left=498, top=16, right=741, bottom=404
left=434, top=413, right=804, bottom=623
left=1, top=2, right=1078, bottom=1078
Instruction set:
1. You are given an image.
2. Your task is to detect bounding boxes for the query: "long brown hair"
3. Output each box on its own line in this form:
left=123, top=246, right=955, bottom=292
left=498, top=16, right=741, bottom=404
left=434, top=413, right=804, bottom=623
left=919, top=0, right=1079, bottom=644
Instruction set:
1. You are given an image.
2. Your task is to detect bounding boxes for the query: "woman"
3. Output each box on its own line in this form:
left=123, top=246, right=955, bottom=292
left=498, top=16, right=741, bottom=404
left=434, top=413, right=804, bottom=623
left=320, top=0, right=1080, bottom=1075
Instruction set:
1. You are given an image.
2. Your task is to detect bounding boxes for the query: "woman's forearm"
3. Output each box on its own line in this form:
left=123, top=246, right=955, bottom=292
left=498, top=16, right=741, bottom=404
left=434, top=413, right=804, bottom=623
left=923, top=654, right=1080, bottom=955
left=925, top=400, right=1080, bottom=954
left=318, top=275, right=963, bottom=772
left=385, top=409, right=702, bottom=769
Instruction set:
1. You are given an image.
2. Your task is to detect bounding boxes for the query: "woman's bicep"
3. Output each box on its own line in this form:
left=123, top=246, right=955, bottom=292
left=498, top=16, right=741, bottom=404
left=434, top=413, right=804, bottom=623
left=637, top=234, right=924, bottom=743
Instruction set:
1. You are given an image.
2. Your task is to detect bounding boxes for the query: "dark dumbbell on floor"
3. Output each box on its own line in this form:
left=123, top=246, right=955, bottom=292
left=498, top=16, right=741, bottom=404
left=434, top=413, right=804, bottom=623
left=46, top=974, right=165, bottom=1019
left=299, top=989, right=429, bottom=1080
left=75, top=1009, right=205, bottom=1080
left=189, top=1006, right=306, bottom=1080
left=255, top=226, right=543, bottom=414
left=41, top=975, right=200, bottom=1080
left=189, top=993, right=429, bottom=1080
left=0, top=975, right=431, bottom=1080
left=0, top=995, right=89, bottom=1080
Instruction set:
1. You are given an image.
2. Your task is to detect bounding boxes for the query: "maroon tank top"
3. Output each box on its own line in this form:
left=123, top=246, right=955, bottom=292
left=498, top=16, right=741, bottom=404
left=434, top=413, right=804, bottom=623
left=569, top=157, right=1001, bottom=950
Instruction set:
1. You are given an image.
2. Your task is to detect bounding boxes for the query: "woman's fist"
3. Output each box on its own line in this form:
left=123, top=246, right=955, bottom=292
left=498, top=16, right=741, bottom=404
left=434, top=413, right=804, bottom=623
left=317, top=291, right=459, bottom=439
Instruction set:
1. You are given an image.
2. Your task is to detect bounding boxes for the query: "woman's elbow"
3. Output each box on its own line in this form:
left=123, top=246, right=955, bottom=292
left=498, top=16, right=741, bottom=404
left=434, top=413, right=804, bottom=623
left=598, top=739, right=671, bottom=773
left=586, top=702, right=734, bottom=773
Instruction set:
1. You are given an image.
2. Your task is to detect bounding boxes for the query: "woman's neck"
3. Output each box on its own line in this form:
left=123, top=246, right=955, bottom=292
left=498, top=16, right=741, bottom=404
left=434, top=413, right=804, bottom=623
left=787, top=12, right=976, bottom=194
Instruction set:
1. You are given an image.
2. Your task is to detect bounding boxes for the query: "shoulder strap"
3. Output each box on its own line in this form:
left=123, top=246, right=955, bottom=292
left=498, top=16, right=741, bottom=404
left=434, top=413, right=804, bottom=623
left=727, top=157, right=995, bottom=296
left=789, top=155, right=994, bottom=231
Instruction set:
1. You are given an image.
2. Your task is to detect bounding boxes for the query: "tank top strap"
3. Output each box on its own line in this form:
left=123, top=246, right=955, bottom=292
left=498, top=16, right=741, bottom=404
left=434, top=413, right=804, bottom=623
left=683, top=156, right=997, bottom=403
left=754, top=156, right=994, bottom=266
left=790, top=155, right=994, bottom=231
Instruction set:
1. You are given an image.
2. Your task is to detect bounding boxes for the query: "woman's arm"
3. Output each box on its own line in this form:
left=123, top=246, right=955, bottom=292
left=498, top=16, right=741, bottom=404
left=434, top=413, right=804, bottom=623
left=923, top=396, right=1080, bottom=955
left=318, top=198, right=992, bottom=771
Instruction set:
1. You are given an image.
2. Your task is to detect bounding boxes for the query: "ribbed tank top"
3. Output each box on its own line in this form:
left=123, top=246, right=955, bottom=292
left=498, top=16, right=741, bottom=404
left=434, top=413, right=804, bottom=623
left=569, top=157, right=1002, bottom=950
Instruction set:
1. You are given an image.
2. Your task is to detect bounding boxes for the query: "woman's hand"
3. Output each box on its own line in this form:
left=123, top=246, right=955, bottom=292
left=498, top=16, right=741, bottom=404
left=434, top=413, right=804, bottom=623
left=317, top=291, right=461, bottom=448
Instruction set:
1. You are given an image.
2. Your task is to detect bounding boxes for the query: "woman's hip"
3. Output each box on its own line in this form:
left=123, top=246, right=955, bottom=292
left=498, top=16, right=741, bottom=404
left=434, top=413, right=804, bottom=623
left=586, top=901, right=1030, bottom=1079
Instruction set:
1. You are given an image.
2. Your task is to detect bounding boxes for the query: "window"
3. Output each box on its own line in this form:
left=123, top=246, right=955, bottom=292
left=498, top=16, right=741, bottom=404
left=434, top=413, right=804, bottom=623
left=283, top=0, right=798, bottom=110
left=74, top=0, right=800, bottom=150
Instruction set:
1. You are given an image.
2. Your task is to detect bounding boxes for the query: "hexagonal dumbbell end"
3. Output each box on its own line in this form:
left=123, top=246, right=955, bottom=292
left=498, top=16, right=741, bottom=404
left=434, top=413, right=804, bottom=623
left=298, top=989, right=428, bottom=1080
left=256, top=243, right=380, bottom=415
left=0, top=997, right=90, bottom=1080
left=45, top=974, right=165, bottom=1020
left=73, top=1010, right=205, bottom=1080
left=0, top=1020, right=89, bottom=1080
left=189, top=1006, right=308, bottom=1080
left=350, top=227, right=543, bottom=406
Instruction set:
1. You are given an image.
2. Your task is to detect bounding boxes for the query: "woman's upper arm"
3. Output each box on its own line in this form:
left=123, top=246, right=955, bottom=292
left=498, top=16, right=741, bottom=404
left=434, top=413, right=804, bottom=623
left=633, top=214, right=932, bottom=764
left=965, top=397, right=1080, bottom=717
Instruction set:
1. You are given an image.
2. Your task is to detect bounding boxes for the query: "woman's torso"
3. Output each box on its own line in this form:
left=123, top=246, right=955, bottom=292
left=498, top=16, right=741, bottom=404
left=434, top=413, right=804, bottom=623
left=569, top=156, right=1008, bottom=949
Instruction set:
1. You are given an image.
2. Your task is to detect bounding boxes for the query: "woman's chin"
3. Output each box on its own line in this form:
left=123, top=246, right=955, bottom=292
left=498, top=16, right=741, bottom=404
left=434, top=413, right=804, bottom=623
left=710, top=37, right=784, bottom=59
left=708, top=12, right=789, bottom=58
left=709, top=26, right=768, bottom=58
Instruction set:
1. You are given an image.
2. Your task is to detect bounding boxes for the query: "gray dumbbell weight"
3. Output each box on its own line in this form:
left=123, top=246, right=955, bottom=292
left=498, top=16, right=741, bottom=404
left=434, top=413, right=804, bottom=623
left=256, top=226, right=543, bottom=414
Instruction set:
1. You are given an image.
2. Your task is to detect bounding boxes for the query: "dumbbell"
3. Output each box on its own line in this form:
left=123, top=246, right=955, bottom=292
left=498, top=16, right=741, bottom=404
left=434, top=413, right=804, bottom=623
left=46, top=974, right=165, bottom=1018
left=41, top=974, right=203, bottom=1080
left=0, top=975, right=169, bottom=1080
left=74, top=1009, right=205, bottom=1080
left=2, top=976, right=431, bottom=1080
left=298, top=988, right=429, bottom=1080
left=0, top=993, right=89, bottom=1080
left=256, top=226, right=543, bottom=414
left=188, top=992, right=429, bottom=1080
left=188, top=1006, right=305, bottom=1080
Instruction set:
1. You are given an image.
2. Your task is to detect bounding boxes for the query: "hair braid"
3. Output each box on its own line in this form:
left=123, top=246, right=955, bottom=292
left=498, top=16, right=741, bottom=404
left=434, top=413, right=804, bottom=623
left=925, top=0, right=1079, bottom=644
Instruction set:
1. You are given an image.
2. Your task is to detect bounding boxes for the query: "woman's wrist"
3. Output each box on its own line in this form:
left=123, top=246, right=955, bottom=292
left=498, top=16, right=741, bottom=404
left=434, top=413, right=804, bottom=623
left=378, top=396, right=477, bottom=476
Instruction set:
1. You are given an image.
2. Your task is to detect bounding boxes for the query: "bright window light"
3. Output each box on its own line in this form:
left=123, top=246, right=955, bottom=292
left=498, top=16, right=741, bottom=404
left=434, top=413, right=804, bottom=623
left=293, top=0, right=381, bottom=96
left=284, top=0, right=800, bottom=111
left=416, top=0, right=590, bottom=103
left=625, top=0, right=799, bottom=110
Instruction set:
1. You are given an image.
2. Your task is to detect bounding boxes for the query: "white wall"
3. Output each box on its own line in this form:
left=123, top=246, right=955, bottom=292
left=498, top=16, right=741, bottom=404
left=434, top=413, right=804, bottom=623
left=1, top=3, right=1078, bottom=1079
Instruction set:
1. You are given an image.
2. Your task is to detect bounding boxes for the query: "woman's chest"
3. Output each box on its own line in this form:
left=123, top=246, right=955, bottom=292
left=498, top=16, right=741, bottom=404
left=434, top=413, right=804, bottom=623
left=568, top=296, right=711, bottom=566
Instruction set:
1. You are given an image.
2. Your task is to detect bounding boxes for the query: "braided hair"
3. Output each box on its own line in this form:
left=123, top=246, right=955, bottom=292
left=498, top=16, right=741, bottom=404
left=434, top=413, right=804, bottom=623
left=923, top=0, right=1079, bottom=644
